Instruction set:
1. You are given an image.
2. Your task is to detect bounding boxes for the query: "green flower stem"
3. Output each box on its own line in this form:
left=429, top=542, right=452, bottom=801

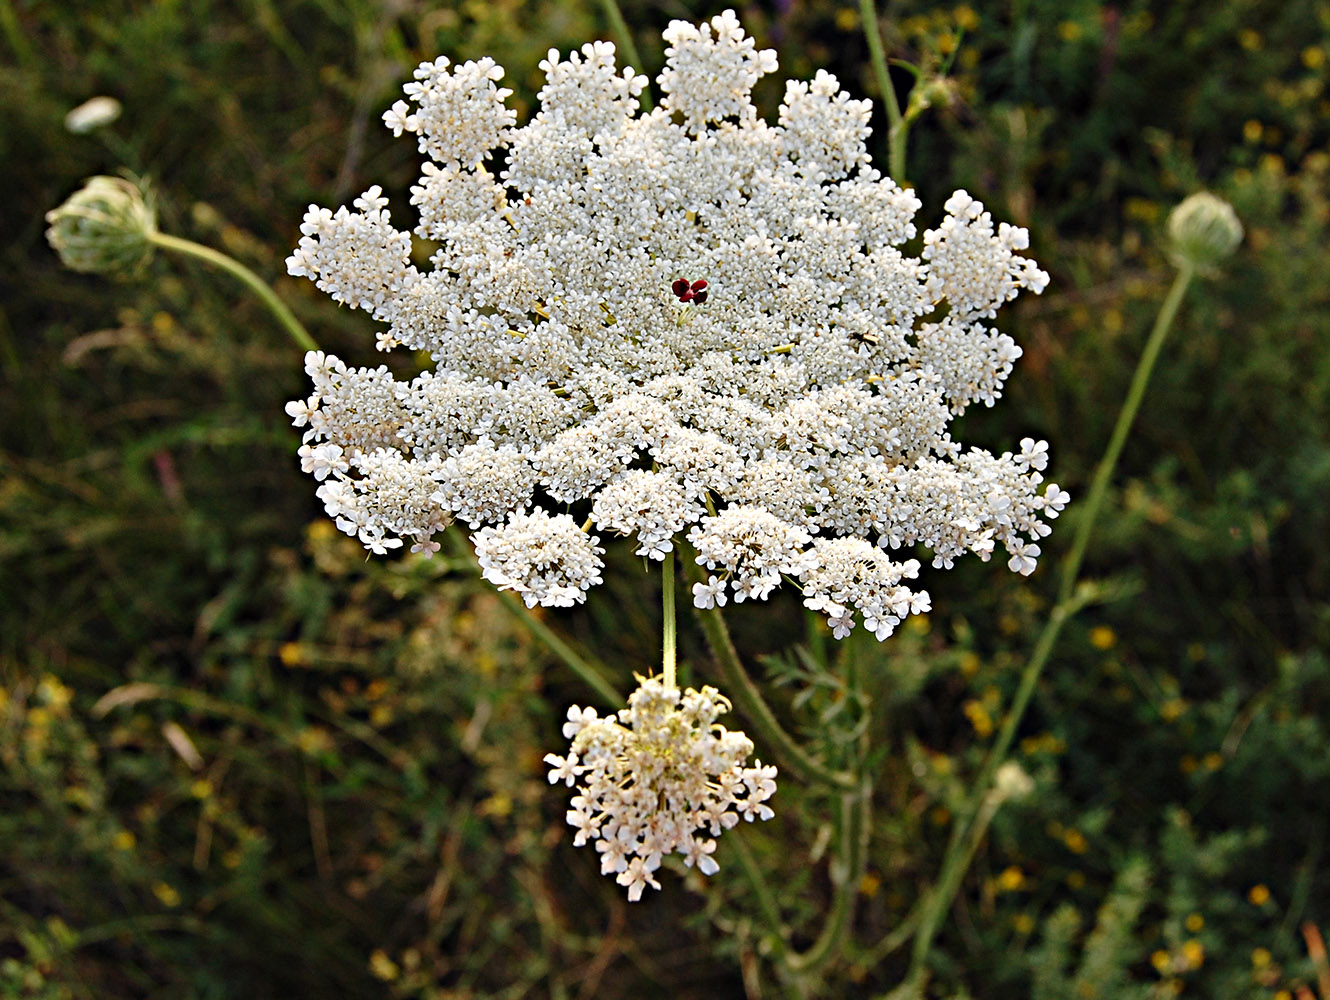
left=731, top=782, right=872, bottom=992
left=596, top=0, right=652, bottom=110
left=663, top=549, right=677, bottom=689
left=1057, top=263, right=1195, bottom=605
left=148, top=231, right=319, bottom=354
left=444, top=528, right=622, bottom=708
left=903, top=262, right=1197, bottom=987
left=786, top=782, right=872, bottom=980
left=729, top=827, right=792, bottom=965
left=684, top=537, right=864, bottom=988
left=783, top=637, right=872, bottom=979
left=859, top=0, right=908, bottom=183
left=681, top=548, right=857, bottom=792
left=495, top=586, right=623, bottom=707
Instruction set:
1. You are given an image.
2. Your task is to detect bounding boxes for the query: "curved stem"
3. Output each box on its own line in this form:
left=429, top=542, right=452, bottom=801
left=730, top=629, right=874, bottom=989
left=729, top=827, right=791, bottom=964
left=149, top=231, right=319, bottom=353
left=444, top=529, right=622, bottom=708
left=730, top=779, right=872, bottom=989
left=663, top=549, right=677, bottom=689
left=67, top=913, right=208, bottom=949
left=786, top=781, right=871, bottom=979
left=785, top=634, right=873, bottom=979
left=903, top=264, right=1197, bottom=986
left=859, top=0, right=908, bottom=183
left=91, top=680, right=410, bottom=769
left=681, top=548, right=857, bottom=792
left=855, top=898, right=924, bottom=968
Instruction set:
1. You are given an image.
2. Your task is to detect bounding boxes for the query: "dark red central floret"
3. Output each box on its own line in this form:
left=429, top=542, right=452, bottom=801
left=671, top=278, right=708, bottom=304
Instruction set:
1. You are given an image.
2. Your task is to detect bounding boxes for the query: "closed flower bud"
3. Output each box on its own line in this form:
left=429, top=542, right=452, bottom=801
left=46, top=175, right=158, bottom=280
left=906, top=76, right=956, bottom=117
left=1167, top=191, right=1242, bottom=271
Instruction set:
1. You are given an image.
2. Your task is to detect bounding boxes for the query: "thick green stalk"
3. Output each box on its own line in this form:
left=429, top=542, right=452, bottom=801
left=149, top=231, right=319, bottom=353
left=681, top=549, right=857, bottom=792
left=903, top=263, right=1197, bottom=987
left=859, top=0, right=907, bottom=183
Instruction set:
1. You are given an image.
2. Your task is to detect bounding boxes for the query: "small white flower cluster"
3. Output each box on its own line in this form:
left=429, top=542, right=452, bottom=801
left=659, top=9, right=777, bottom=130
left=544, top=678, right=777, bottom=900
left=473, top=508, right=604, bottom=608
left=286, top=11, right=1066, bottom=639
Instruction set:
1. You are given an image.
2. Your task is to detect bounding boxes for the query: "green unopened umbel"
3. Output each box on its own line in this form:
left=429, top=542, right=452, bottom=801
left=45, top=175, right=158, bottom=281
left=1167, top=191, right=1243, bottom=272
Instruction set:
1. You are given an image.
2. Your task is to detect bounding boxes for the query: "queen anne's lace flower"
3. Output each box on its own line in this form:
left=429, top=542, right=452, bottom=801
left=545, top=678, right=777, bottom=900
left=285, top=11, right=1063, bottom=632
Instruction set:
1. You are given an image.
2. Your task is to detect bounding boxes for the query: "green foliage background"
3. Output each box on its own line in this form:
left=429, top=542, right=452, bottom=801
left=2, top=0, right=1328, bottom=996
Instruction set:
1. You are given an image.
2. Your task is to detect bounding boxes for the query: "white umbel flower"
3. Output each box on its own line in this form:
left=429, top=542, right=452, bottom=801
left=286, top=11, right=1064, bottom=631
left=545, top=678, right=777, bottom=899
left=591, top=470, right=702, bottom=560
left=923, top=190, right=1050, bottom=321
left=473, top=509, right=604, bottom=607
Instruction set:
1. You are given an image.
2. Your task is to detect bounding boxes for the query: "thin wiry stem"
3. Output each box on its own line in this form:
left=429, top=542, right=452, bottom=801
left=903, top=263, right=1198, bottom=988
left=786, top=780, right=871, bottom=978
left=445, top=529, right=623, bottom=707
